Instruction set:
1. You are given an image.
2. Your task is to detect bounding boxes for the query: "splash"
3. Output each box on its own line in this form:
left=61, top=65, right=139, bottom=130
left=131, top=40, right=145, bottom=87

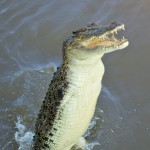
left=15, top=116, right=34, bottom=150
left=84, top=116, right=100, bottom=138
left=84, top=116, right=101, bottom=150
left=86, top=142, right=100, bottom=150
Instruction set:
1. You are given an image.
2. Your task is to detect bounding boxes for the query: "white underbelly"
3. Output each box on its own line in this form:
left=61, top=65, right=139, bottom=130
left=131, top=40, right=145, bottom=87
left=48, top=61, right=104, bottom=150
left=49, top=80, right=102, bottom=150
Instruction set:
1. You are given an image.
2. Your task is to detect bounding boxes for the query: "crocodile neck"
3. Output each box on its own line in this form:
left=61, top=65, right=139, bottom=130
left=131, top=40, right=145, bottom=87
left=57, top=51, right=105, bottom=111
left=64, top=50, right=105, bottom=88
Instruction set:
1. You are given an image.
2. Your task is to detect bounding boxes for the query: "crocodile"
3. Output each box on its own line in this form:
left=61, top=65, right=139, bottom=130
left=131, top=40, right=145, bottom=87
left=33, top=21, right=129, bottom=150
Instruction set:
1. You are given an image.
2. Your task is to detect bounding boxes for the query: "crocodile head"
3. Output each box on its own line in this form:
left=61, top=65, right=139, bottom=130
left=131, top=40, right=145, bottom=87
left=63, top=22, right=129, bottom=61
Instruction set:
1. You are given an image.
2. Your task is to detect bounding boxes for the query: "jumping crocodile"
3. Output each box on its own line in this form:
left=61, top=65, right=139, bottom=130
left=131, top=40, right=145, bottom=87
left=33, top=22, right=129, bottom=150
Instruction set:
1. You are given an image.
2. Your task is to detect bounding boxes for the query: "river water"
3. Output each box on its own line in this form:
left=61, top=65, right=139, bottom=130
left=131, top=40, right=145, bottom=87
left=0, top=0, right=150, bottom=150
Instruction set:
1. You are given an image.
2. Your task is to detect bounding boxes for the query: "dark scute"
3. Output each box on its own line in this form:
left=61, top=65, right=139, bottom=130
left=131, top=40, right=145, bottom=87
left=38, top=132, right=41, bottom=136
left=49, top=133, right=53, bottom=136
left=41, top=145, right=46, bottom=149
left=43, top=114, right=47, bottom=119
left=55, top=101, right=60, bottom=106
left=72, top=28, right=87, bottom=35
left=64, top=82, right=68, bottom=88
left=58, top=89, right=63, bottom=99
left=49, top=122, right=53, bottom=126
left=50, top=79, right=54, bottom=84
left=43, top=137, right=49, bottom=141
left=33, top=135, right=36, bottom=141
left=87, top=23, right=98, bottom=28
left=50, top=139, right=54, bottom=143
left=53, top=128, right=57, bottom=131
left=44, top=143, right=49, bottom=148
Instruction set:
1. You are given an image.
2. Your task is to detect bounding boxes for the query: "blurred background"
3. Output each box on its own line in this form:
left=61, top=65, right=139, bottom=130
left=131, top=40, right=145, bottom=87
left=0, top=0, right=150, bottom=149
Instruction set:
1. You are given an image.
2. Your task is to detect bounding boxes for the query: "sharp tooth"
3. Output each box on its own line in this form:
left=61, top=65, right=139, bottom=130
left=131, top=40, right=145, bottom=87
left=115, top=30, right=117, bottom=34
left=122, top=26, right=125, bottom=30
left=123, top=36, right=125, bottom=40
left=112, top=34, right=115, bottom=38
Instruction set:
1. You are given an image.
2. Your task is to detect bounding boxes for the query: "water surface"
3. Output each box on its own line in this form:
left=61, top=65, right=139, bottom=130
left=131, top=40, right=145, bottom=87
left=0, top=0, right=150, bottom=149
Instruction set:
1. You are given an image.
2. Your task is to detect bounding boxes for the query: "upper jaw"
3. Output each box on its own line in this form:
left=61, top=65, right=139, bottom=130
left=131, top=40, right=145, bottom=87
left=101, top=22, right=125, bottom=37
left=81, top=21, right=129, bottom=50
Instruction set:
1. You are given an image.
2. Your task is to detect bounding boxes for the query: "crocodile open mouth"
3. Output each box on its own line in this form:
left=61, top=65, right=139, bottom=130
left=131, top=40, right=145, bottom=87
left=82, top=23, right=129, bottom=50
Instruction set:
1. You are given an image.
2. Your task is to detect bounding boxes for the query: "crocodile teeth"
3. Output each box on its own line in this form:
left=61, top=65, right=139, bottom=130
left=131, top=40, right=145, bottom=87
left=122, top=26, right=125, bottom=30
left=121, top=36, right=125, bottom=41
left=115, top=30, right=118, bottom=34
left=112, top=34, right=115, bottom=38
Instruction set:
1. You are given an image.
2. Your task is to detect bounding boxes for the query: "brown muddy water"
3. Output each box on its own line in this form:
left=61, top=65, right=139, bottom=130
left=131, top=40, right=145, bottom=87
left=0, top=0, right=150, bottom=150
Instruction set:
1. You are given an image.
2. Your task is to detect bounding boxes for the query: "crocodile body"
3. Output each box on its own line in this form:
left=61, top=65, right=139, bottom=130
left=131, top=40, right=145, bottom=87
left=33, top=22, right=129, bottom=150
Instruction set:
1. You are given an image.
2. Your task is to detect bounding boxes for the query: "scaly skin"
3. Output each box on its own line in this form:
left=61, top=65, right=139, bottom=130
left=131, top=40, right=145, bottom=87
left=33, top=22, right=129, bottom=150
